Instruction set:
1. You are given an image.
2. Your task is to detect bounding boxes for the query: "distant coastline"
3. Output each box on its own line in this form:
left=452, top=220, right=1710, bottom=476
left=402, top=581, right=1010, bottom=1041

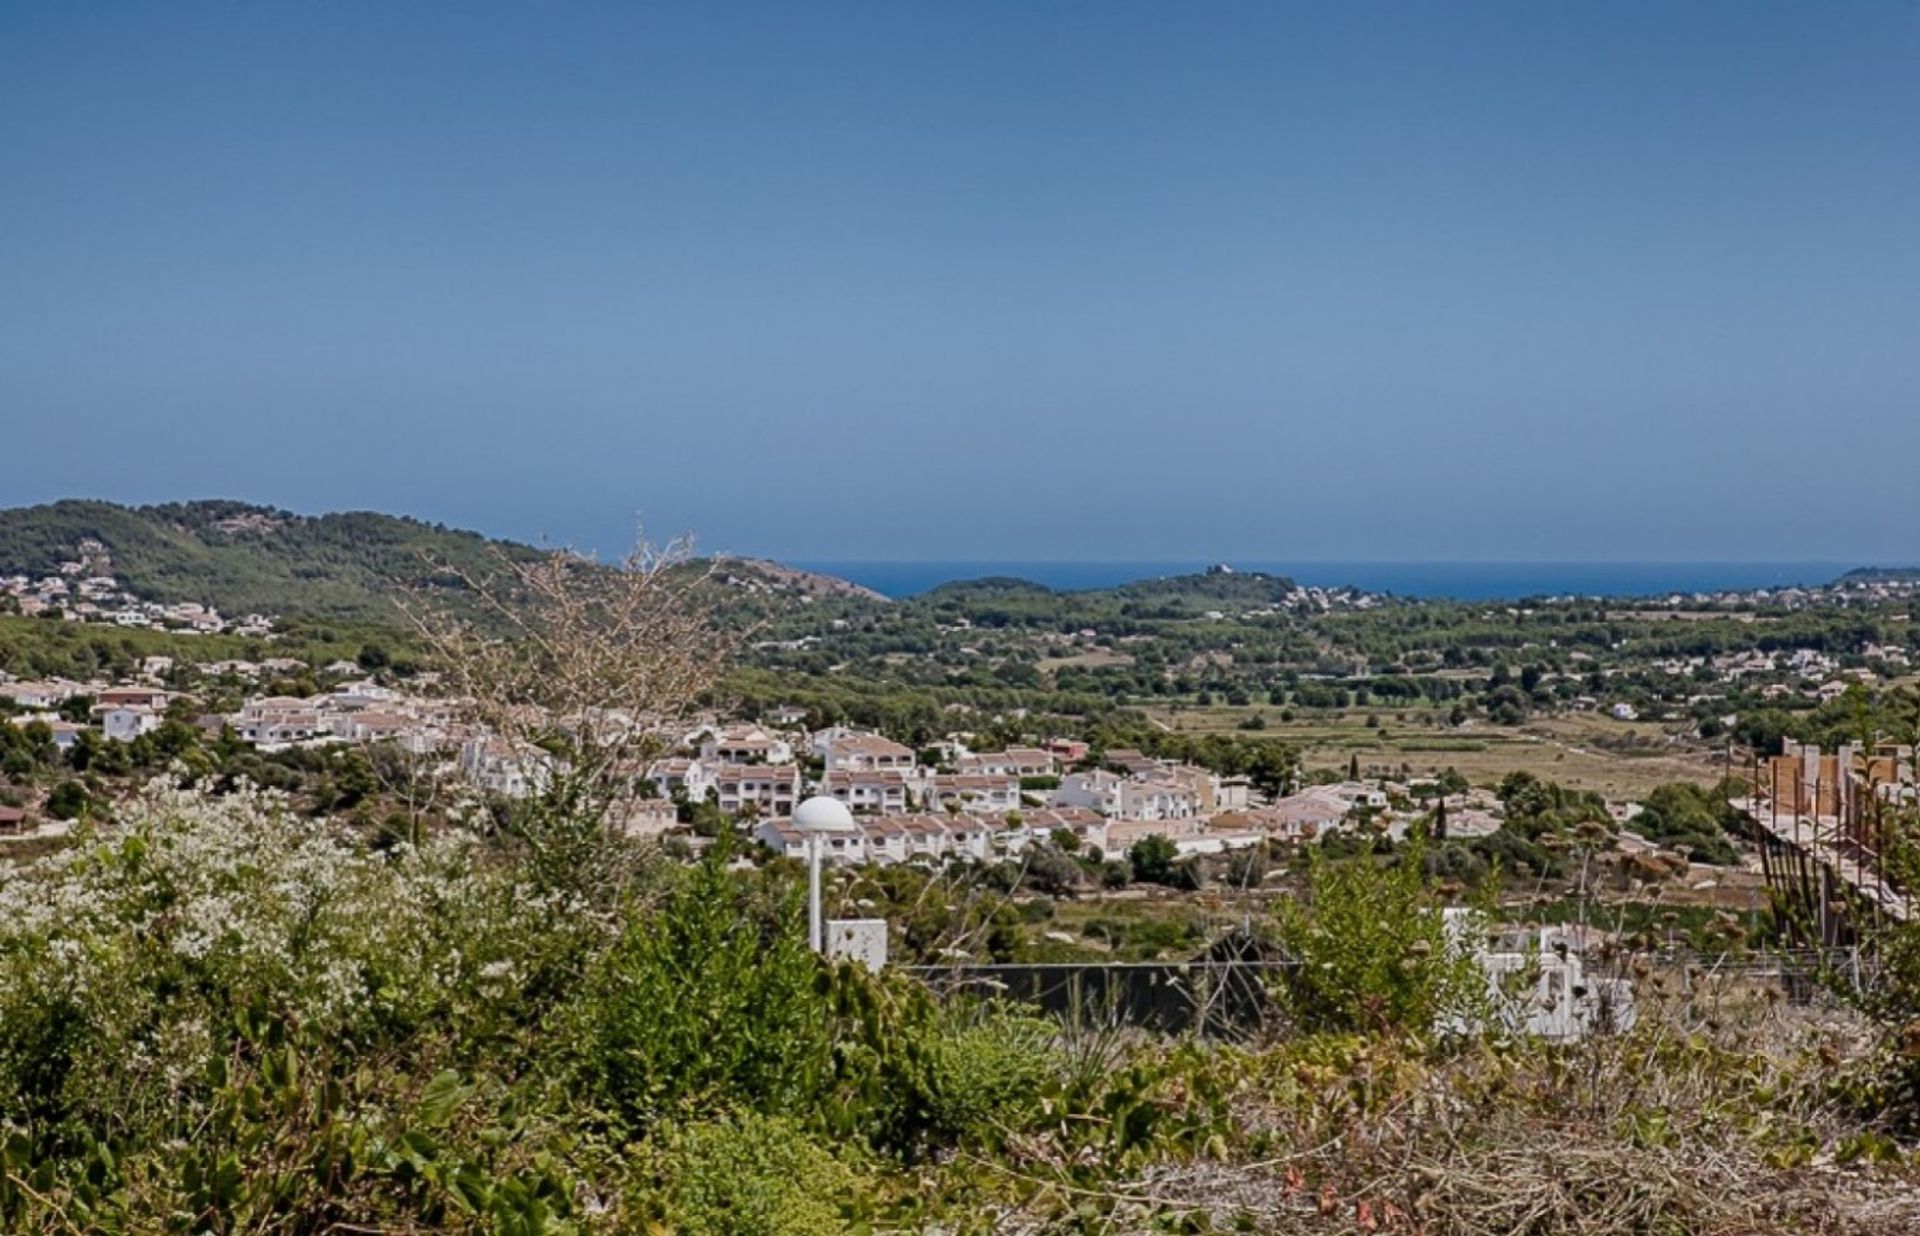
left=793, top=560, right=1866, bottom=602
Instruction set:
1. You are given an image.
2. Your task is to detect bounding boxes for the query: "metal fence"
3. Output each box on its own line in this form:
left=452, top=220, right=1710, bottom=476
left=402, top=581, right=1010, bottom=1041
left=905, top=960, right=1290, bottom=1036
left=905, top=944, right=1876, bottom=1035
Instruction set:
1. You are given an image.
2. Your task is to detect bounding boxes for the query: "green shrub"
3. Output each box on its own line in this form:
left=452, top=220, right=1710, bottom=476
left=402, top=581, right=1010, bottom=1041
left=571, top=845, right=963, bottom=1159
left=574, top=849, right=833, bottom=1133
left=1633, top=782, right=1741, bottom=865
left=1422, top=839, right=1490, bottom=884
left=924, top=1005, right=1058, bottom=1144
left=639, top=1112, right=863, bottom=1236
left=1021, top=844, right=1085, bottom=895
left=1471, top=823, right=1565, bottom=879
left=1128, top=833, right=1180, bottom=885
left=1271, top=841, right=1486, bottom=1035
left=45, top=778, right=88, bottom=819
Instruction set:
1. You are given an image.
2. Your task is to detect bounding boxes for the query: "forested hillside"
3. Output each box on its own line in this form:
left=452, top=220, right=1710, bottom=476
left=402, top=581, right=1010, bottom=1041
left=0, top=500, right=886, bottom=628
left=0, top=500, right=543, bottom=624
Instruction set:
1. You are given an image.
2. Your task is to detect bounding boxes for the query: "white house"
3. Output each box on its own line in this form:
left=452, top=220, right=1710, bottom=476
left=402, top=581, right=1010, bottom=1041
left=821, top=768, right=920, bottom=815
left=1215, top=776, right=1252, bottom=811
left=338, top=711, right=418, bottom=744
left=754, top=819, right=812, bottom=861
left=859, top=817, right=915, bottom=864
left=97, top=686, right=171, bottom=712
left=238, top=700, right=328, bottom=746
left=712, top=763, right=802, bottom=817
left=805, top=725, right=862, bottom=758
left=821, top=732, right=918, bottom=772
left=956, top=748, right=1057, bottom=777
left=2, top=681, right=76, bottom=710
left=331, top=680, right=401, bottom=709
left=617, top=798, right=681, bottom=838
left=1122, top=778, right=1202, bottom=822
left=927, top=772, right=1021, bottom=815
left=1052, top=769, right=1202, bottom=822
left=755, top=812, right=1000, bottom=868
left=1264, top=788, right=1357, bottom=837
left=45, top=720, right=87, bottom=753
left=698, top=724, right=794, bottom=766
left=460, top=737, right=552, bottom=800
left=97, top=705, right=163, bottom=743
left=1051, top=770, right=1127, bottom=817
left=646, top=757, right=716, bottom=802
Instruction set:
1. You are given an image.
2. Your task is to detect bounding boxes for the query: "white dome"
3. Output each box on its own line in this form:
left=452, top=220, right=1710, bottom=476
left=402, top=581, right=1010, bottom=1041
left=793, top=795, right=856, bottom=834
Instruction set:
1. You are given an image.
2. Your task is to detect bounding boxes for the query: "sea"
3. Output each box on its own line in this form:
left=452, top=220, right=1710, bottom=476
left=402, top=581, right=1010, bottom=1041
left=791, top=561, right=1861, bottom=602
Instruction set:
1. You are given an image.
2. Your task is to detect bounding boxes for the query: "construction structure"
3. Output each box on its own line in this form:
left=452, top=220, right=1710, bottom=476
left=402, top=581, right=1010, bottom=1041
left=1443, top=910, right=1637, bottom=1041
left=1736, top=740, right=1913, bottom=947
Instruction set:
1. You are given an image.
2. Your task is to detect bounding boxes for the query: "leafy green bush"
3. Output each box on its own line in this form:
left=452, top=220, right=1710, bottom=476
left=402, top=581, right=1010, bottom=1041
left=637, top=1112, right=864, bottom=1236
left=44, top=778, right=88, bottom=819
left=1271, top=841, right=1486, bottom=1035
left=1837, top=830, right=1920, bottom=1135
left=1632, top=781, right=1741, bottom=865
left=1471, top=823, right=1565, bottom=879
left=924, top=1004, right=1058, bottom=1144
left=1421, top=839, right=1490, bottom=884
left=574, top=850, right=834, bottom=1133
left=1020, top=844, right=1086, bottom=895
left=1128, top=833, right=1180, bottom=884
left=1497, top=771, right=1608, bottom=833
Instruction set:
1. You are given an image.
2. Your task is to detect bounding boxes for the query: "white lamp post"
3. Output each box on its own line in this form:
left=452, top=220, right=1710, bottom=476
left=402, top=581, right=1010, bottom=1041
left=793, top=795, right=856, bottom=954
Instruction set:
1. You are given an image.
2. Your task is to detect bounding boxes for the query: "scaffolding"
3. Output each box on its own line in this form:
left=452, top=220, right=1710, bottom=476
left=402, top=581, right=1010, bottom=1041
left=1735, top=743, right=1912, bottom=952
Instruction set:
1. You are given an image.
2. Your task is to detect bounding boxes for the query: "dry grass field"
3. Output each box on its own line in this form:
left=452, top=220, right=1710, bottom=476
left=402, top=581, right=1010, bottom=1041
left=1146, top=703, right=1726, bottom=799
left=1036, top=646, right=1136, bottom=672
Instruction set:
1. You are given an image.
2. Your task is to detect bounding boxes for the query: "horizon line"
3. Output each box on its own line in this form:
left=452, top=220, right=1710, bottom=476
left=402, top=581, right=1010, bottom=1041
left=781, top=556, right=1872, bottom=567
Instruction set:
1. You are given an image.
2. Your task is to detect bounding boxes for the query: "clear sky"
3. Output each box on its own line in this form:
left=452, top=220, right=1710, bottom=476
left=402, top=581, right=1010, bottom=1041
left=4, top=3, right=1917, bottom=562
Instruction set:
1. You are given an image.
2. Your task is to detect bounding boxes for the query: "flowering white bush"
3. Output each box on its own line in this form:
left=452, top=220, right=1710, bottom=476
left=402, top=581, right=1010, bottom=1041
left=0, top=778, right=600, bottom=1146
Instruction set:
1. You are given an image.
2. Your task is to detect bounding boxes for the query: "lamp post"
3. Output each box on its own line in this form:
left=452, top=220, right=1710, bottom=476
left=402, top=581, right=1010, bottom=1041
left=793, top=795, right=856, bottom=954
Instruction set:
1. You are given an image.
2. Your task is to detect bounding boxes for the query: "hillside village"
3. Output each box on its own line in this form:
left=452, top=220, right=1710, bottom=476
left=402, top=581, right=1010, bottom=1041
left=2, top=550, right=274, bottom=636
left=1, top=650, right=1696, bottom=891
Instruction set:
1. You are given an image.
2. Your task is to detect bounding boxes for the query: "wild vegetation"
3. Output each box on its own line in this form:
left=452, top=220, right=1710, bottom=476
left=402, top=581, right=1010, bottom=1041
left=1, top=782, right=1916, bottom=1233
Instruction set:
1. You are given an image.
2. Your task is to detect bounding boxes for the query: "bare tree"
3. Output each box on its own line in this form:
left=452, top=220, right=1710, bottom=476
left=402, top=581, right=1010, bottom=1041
left=400, top=533, right=735, bottom=889
left=361, top=736, right=460, bottom=846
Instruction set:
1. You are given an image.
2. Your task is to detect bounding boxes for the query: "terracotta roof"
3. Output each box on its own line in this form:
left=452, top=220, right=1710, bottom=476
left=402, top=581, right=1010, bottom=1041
left=831, top=734, right=914, bottom=755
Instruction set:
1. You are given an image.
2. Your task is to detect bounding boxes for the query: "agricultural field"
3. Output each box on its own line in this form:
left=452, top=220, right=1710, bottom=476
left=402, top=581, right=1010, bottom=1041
left=1146, top=703, right=1725, bottom=799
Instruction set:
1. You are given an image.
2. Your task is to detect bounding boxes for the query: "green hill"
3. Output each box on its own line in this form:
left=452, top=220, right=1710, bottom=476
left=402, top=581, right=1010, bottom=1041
left=1837, top=565, right=1920, bottom=584
left=0, top=500, right=886, bottom=631
left=0, top=499, right=545, bottom=625
left=1112, top=569, right=1301, bottom=604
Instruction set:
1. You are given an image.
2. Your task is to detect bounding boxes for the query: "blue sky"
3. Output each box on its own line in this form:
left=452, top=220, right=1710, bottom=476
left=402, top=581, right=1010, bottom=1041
left=3, top=3, right=1917, bottom=562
